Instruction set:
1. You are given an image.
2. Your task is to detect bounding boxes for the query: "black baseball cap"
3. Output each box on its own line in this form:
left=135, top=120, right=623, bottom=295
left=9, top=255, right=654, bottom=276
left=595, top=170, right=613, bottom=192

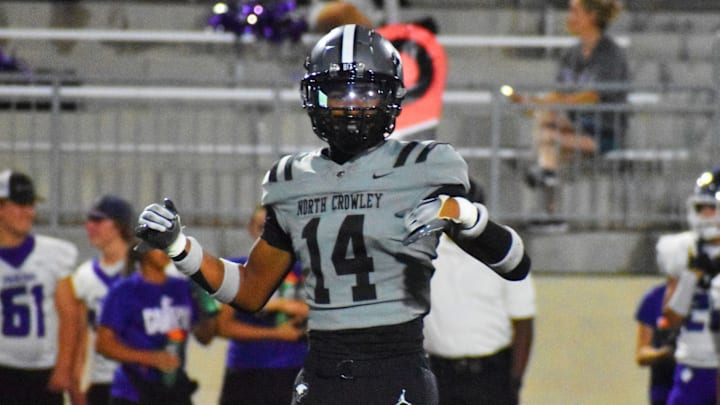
left=0, top=169, right=42, bottom=205
left=87, top=194, right=134, bottom=231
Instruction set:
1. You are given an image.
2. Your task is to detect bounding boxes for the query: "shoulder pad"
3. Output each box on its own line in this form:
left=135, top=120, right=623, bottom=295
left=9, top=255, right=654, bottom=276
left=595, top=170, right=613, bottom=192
left=261, top=150, right=323, bottom=205
left=386, top=140, right=469, bottom=189
left=386, top=140, right=455, bottom=168
left=656, top=231, right=695, bottom=278
left=263, top=154, right=297, bottom=185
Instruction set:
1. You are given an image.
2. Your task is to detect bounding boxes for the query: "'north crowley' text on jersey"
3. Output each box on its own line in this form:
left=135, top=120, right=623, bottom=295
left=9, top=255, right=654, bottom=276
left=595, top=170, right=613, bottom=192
left=297, top=192, right=384, bottom=216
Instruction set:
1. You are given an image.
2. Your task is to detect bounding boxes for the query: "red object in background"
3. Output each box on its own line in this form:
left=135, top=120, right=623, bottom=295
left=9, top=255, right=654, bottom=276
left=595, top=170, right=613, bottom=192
left=378, top=23, right=447, bottom=139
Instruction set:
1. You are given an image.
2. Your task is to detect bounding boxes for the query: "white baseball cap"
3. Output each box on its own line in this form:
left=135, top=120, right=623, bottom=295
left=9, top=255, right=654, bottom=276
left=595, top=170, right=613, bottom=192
left=0, top=169, right=42, bottom=205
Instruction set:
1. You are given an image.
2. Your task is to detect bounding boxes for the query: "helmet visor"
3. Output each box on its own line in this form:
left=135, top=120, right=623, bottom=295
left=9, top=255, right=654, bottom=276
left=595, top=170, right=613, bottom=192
left=316, top=80, right=383, bottom=110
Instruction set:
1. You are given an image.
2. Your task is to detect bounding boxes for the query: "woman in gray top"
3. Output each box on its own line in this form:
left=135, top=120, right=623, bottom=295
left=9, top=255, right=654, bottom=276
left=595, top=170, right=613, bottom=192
left=514, top=0, right=629, bottom=215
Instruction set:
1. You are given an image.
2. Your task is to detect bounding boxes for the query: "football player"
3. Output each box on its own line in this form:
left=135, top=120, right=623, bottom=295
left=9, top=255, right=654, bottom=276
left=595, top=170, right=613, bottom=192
left=136, top=24, right=530, bottom=405
left=661, top=168, right=720, bottom=405
left=0, top=170, right=79, bottom=404
left=70, top=194, right=136, bottom=405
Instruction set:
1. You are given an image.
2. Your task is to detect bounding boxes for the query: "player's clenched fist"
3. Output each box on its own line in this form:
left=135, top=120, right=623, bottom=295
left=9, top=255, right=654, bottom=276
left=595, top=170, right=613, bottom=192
left=136, top=198, right=187, bottom=258
left=402, top=195, right=488, bottom=245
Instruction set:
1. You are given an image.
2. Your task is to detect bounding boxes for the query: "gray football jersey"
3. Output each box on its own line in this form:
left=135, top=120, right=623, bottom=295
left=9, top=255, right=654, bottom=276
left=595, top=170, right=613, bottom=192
left=262, top=139, right=469, bottom=331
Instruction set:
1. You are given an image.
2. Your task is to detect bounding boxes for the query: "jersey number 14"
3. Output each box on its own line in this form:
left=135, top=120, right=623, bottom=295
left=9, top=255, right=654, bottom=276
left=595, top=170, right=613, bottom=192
left=302, top=214, right=377, bottom=304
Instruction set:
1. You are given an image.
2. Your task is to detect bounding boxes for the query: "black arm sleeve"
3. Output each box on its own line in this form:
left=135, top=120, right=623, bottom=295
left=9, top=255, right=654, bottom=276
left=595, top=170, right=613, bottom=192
left=450, top=220, right=531, bottom=281
left=424, top=184, right=531, bottom=280
left=261, top=205, right=294, bottom=252
left=190, top=272, right=215, bottom=293
left=425, top=184, right=466, bottom=200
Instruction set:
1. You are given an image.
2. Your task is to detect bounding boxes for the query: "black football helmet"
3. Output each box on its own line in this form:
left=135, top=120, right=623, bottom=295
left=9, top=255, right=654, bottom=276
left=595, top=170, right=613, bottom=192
left=687, top=168, right=720, bottom=240
left=301, top=24, right=406, bottom=155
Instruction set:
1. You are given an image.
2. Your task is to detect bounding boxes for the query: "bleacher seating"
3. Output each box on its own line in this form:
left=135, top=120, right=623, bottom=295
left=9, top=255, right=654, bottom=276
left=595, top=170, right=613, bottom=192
left=1, top=2, right=716, bottom=87
left=0, top=0, right=717, bottom=236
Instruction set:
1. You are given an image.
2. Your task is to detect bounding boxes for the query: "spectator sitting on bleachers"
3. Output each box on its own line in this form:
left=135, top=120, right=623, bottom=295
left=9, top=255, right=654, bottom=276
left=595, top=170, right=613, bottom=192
left=510, top=0, right=629, bottom=218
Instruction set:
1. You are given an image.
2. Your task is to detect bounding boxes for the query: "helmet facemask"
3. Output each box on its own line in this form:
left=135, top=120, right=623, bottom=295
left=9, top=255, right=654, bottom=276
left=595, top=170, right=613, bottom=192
left=302, top=72, right=403, bottom=154
left=300, top=24, right=405, bottom=156
left=688, top=170, right=720, bottom=240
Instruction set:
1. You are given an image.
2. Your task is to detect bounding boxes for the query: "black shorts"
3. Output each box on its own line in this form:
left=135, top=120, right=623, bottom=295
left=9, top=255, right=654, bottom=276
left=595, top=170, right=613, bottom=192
left=0, top=365, right=64, bottom=405
left=429, top=348, right=516, bottom=405
left=292, top=352, right=438, bottom=405
left=87, top=383, right=112, bottom=405
left=292, top=319, right=438, bottom=405
left=220, top=367, right=301, bottom=405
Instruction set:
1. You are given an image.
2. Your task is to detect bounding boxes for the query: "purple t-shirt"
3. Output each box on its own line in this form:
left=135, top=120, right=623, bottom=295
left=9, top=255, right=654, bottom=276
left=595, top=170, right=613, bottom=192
left=634, top=283, right=675, bottom=404
left=225, top=258, right=307, bottom=369
left=100, top=273, right=198, bottom=402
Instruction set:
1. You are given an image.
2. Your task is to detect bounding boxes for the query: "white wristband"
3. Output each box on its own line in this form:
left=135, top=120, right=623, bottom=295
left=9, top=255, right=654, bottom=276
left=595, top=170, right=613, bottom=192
left=490, top=226, right=525, bottom=274
left=211, top=258, right=241, bottom=303
left=172, top=236, right=202, bottom=277
left=458, top=202, right=489, bottom=238
left=166, top=232, right=188, bottom=259
left=454, top=197, right=479, bottom=228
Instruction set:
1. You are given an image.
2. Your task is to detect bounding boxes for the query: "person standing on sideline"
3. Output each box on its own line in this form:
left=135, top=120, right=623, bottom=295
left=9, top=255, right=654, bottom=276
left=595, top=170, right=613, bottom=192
left=70, top=194, right=136, bottom=405
left=96, top=248, right=216, bottom=405
left=660, top=168, right=720, bottom=405
left=217, top=205, right=309, bottom=405
left=135, top=24, right=530, bottom=405
left=423, top=184, right=535, bottom=405
left=0, top=169, right=79, bottom=405
left=634, top=282, right=676, bottom=405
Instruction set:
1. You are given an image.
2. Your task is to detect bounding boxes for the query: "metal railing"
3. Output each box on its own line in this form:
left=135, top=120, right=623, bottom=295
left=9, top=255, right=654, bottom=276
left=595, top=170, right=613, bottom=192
left=484, top=84, right=716, bottom=230
left=0, top=78, right=716, bottom=234
left=0, top=25, right=717, bottom=238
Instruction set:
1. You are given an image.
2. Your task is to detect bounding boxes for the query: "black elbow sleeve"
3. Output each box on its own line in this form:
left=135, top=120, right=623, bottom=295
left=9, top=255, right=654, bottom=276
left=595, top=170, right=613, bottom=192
left=452, top=220, right=530, bottom=280
left=190, top=271, right=215, bottom=293
left=502, top=253, right=531, bottom=281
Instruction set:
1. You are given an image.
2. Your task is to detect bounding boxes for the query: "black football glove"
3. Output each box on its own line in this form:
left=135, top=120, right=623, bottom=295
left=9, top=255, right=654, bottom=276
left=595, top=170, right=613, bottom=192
left=135, top=198, right=187, bottom=257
